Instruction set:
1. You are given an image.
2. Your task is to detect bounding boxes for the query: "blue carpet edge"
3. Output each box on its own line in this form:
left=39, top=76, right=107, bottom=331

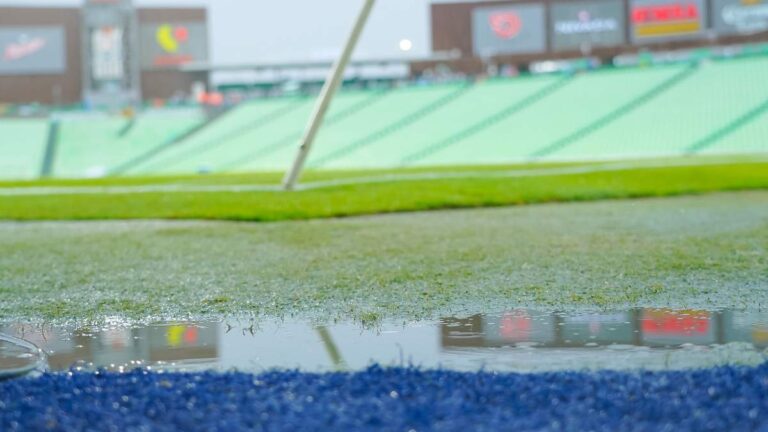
left=3, top=363, right=768, bottom=431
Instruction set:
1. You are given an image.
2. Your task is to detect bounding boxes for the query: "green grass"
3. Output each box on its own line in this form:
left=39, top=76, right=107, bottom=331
left=0, top=160, right=587, bottom=188
left=0, top=158, right=767, bottom=221
left=1, top=156, right=766, bottom=324
left=1, top=191, right=766, bottom=323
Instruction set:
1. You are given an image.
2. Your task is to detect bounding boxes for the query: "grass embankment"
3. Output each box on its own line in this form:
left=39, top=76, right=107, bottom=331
left=0, top=158, right=767, bottom=221
left=1, top=191, right=766, bottom=323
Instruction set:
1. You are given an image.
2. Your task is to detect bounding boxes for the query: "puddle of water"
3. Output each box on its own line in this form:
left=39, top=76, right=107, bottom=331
left=2, top=308, right=767, bottom=376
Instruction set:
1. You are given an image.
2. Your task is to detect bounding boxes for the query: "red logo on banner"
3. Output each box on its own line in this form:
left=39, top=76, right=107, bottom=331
left=631, top=3, right=700, bottom=23
left=489, top=12, right=522, bottom=39
left=3, top=37, right=46, bottom=61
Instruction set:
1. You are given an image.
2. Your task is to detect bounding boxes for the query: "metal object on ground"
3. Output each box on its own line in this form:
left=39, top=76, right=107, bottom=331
left=0, top=334, right=46, bottom=380
left=283, top=0, right=377, bottom=190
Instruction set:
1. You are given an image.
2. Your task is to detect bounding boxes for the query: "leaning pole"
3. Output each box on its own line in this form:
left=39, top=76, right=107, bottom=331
left=282, top=0, right=377, bottom=191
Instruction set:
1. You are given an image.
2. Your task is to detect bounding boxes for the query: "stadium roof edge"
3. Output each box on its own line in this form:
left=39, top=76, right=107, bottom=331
left=180, top=52, right=462, bottom=73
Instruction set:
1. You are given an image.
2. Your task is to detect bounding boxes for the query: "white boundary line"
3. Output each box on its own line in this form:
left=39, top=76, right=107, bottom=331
left=1, top=157, right=766, bottom=197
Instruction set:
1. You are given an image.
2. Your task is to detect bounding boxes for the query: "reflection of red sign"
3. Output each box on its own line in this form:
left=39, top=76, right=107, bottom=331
left=3, top=37, right=46, bottom=61
left=489, top=12, right=523, bottom=39
left=632, top=3, right=701, bottom=37
left=500, top=310, right=531, bottom=341
left=641, top=310, right=710, bottom=335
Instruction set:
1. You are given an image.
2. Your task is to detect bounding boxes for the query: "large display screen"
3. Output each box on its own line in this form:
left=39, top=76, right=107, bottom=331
left=630, top=0, right=707, bottom=43
left=472, top=4, right=546, bottom=57
left=550, top=0, right=626, bottom=51
left=140, top=22, right=208, bottom=69
left=0, top=27, right=66, bottom=75
left=713, top=0, right=768, bottom=35
left=91, top=26, right=124, bottom=81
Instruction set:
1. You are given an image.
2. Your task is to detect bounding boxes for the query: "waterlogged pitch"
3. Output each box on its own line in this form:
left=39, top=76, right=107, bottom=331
left=1, top=191, right=766, bottom=323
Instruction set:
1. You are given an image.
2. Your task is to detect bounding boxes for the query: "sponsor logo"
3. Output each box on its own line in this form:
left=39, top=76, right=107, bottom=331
left=156, top=24, right=189, bottom=54
left=632, top=3, right=702, bottom=37
left=154, top=24, right=194, bottom=66
left=489, top=12, right=523, bottom=39
left=722, top=1, right=768, bottom=30
left=2, top=35, right=47, bottom=62
left=555, top=10, right=619, bottom=34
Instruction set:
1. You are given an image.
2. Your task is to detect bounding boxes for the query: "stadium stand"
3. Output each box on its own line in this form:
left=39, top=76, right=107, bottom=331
left=2, top=56, right=767, bottom=180
left=53, top=109, right=204, bottom=178
left=125, top=98, right=308, bottom=175
left=692, top=99, right=768, bottom=156
left=404, top=65, right=692, bottom=166
left=553, top=57, right=768, bottom=160
left=0, top=119, right=49, bottom=180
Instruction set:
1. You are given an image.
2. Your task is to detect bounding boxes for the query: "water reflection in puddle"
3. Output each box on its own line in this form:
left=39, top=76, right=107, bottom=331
left=2, top=308, right=768, bottom=376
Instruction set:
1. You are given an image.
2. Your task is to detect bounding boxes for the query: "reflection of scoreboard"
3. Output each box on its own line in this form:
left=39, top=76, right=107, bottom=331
left=441, top=309, right=768, bottom=349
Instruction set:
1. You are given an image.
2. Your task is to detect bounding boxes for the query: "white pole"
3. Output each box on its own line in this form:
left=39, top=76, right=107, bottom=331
left=282, top=0, right=376, bottom=190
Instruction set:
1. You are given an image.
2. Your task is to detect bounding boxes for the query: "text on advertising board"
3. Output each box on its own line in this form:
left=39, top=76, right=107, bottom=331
left=715, top=0, right=768, bottom=33
left=632, top=2, right=702, bottom=37
left=555, top=11, right=619, bottom=35
left=0, top=27, right=66, bottom=75
left=550, top=1, right=626, bottom=51
left=3, top=35, right=46, bottom=62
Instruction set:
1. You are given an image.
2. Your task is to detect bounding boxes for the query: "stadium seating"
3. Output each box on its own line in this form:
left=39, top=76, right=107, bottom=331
left=3, top=56, right=767, bottom=180
left=54, top=109, right=204, bottom=178
left=0, top=118, right=49, bottom=180
left=553, top=57, right=768, bottom=160
left=125, top=98, right=308, bottom=175
left=402, top=65, right=691, bottom=166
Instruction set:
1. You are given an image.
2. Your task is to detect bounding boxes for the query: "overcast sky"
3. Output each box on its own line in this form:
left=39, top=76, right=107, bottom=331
left=0, top=0, right=438, bottom=63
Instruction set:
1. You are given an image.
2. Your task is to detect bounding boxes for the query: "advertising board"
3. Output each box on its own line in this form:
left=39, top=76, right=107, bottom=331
left=91, top=26, right=124, bottom=81
left=472, top=4, right=547, bottom=56
left=140, top=22, right=208, bottom=69
left=0, top=27, right=66, bottom=75
left=713, top=0, right=768, bottom=34
left=551, top=0, right=626, bottom=51
left=630, top=0, right=707, bottom=42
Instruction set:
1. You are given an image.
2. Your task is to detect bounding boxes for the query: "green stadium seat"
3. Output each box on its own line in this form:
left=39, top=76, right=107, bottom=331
left=411, top=66, right=687, bottom=166
left=55, top=109, right=204, bottom=178
left=555, top=57, right=768, bottom=160
left=2, top=56, right=767, bottom=180
left=0, top=119, right=49, bottom=180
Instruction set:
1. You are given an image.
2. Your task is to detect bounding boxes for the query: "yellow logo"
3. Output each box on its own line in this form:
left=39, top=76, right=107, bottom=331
left=156, top=24, right=189, bottom=53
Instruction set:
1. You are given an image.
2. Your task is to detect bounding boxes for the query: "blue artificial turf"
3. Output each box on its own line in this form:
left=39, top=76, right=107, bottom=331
left=2, top=364, right=768, bottom=431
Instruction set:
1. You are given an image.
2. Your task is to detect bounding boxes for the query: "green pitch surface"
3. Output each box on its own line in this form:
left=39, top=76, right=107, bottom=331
left=0, top=157, right=766, bottom=221
left=1, top=190, right=766, bottom=323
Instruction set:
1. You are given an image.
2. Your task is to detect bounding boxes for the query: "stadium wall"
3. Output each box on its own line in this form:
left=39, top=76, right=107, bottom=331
left=0, top=6, right=208, bottom=105
left=422, top=0, right=768, bottom=75
left=0, top=8, right=83, bottom=105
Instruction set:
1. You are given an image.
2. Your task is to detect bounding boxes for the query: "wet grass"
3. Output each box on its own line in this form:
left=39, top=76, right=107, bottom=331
left=1, top=191, right=765, bottom=324
left=0, top=159, right=767, bottom=221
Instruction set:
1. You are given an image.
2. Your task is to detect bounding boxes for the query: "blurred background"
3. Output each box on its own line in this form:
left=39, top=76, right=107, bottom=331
left=1, top=0, right=766, bottom=180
